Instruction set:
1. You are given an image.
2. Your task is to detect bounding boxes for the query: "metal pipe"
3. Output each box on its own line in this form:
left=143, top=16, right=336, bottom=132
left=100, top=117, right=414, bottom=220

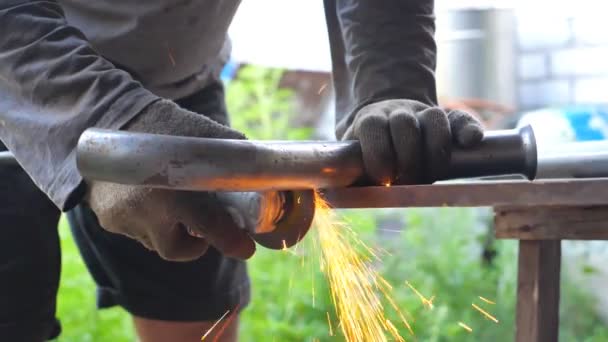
left=75, top=125, right=538, bottom=192
left=540, top=140, right=608, bottom=156
left=537, top=152, right=608, bottom=179
left=76, top=130, right=363, bottom=191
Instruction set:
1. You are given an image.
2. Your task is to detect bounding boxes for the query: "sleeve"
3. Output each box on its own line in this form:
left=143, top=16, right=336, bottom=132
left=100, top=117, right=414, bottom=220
left=323, top=0, right=438, bottom=139
left=0, top=0, right=161, bottom=211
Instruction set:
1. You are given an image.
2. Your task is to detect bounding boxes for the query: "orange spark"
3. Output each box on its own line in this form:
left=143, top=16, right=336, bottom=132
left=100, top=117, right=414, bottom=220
left=478, top=296, right=496, bottom=305
left=458, top=322, right=473, bottom=333
left=280, top=240, right=297, bottom=256
left=313, top=191, right=408, bottom=341
left=472, top=303, right=499, bottom=323
left=212, top=304, right=240, bottom=342
left=326, top=312, right=334, bottom=336
left=352, top=236, right=381, bottom=262
left=288, top=270, right=295, bottom=292
left=166, top=46, right=176, bottom=67
left=405, top=281, right=434, bottom=309
left=311, top=269, right=316, bottom=308
left=318, top=83, right=328, bottom=94
left=293, top=232, right=303, bottom=254
left=322, top=167, right=337, bottom=174
left=201, top=309, right=230, bottom=341
left=378, top=228, right=403, bottom=234
left=385, top=319, right=406, bottom=342
left=377, top=246, right=393, bottom=257
left=378, top=276, right=393, bottom=291
left=381, top=285, right=415, bottom=335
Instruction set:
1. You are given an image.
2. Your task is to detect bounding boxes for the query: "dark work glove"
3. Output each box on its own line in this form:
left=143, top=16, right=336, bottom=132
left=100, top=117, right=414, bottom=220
left=85, top=100, right=255, bottom=262
left=342, top=99, right=484, bottom=185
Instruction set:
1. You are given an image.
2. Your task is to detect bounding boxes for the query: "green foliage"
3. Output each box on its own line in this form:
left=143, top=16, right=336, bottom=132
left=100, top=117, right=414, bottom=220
left=242, top=207, right=608, bottom=341
left=54, top=217, right=135, bottom=342
left=378, top=208, right=517, bottom=341
left=240, top=242, right=334, bottom=342
left=226, top=65, right=313, bottom=140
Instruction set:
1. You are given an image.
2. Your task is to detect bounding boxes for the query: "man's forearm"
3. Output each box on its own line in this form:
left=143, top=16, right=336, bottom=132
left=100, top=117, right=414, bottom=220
left=0, top=0, right=159, bottom=210
left=324, top=0, right=438, bottom=138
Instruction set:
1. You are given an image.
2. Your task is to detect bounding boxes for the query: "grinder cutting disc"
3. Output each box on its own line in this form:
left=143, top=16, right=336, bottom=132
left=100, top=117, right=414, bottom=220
left=252, top=190, right=315, bottom=250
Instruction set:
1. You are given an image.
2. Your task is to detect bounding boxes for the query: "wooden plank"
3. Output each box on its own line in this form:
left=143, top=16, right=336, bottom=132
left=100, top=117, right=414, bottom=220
left=516, top=240, right=561, bottom=342
left=324, top=179, right=608, bottom=209
left=495, top=206, right=608, bottom=240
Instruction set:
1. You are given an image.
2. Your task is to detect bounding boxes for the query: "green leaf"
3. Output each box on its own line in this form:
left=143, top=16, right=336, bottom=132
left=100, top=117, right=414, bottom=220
left=582, top=264, right=598, bottom=275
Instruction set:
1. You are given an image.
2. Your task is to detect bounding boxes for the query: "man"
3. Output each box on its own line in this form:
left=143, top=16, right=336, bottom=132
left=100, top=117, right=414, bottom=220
left=0, top=0, right=483, bottom=341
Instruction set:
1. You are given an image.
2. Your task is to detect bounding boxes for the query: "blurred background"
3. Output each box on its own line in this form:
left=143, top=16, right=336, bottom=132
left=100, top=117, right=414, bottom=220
left=54, top=0, right=608, bottom=341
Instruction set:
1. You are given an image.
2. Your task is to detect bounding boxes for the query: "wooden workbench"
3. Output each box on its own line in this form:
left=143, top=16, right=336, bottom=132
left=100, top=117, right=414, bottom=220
left=325, top=178, right=608, bottom=342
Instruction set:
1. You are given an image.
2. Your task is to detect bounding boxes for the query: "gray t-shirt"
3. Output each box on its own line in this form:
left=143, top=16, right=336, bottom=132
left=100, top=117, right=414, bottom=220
left=0, top=0, right=437, bottom=210
left=60, top=0, right=239, bottom=100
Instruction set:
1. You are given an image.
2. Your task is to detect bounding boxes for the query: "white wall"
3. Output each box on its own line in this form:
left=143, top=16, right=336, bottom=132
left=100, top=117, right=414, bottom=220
left=228, top=0, right=332, bottom=72
left=515, top=1, right=608, bottom=109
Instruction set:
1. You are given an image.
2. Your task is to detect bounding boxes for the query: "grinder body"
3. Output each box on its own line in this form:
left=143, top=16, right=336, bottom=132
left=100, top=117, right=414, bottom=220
left=215, top=190, right=315, bottom=249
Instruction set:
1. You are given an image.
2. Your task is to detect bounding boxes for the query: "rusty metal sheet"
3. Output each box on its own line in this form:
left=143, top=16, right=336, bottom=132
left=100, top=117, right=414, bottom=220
left=323, top=179, right=608, bottom=208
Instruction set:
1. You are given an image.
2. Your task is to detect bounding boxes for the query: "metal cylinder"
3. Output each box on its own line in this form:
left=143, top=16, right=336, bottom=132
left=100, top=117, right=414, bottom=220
left=76, top=125, right=538, bottom=192
left=537, top=152, right=608, bottom=179
left=76, top=129, right=364, bottom=191
left=448, top=125, right=537, bottom=180
left=535, top=140, right=608, bottom=179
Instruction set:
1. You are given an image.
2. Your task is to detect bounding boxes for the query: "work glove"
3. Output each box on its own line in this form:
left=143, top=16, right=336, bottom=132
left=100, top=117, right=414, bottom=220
left=85, top=100, right=255, bottom=262
left=343, top=99, right=484, bottom=185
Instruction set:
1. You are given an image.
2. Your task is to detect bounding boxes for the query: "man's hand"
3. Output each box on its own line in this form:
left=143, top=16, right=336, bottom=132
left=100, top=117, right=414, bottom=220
left=343, top=99, right=484, bottom=185
left=85, top=100, right=255, bottom=262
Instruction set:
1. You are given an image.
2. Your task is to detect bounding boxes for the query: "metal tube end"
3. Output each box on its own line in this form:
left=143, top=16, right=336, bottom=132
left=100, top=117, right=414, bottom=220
left=520, top=124, right=538, bottom=180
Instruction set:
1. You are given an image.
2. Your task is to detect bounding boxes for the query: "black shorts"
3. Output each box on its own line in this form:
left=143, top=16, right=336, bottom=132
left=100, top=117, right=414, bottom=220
left=0, top=83, right=250, bottom=341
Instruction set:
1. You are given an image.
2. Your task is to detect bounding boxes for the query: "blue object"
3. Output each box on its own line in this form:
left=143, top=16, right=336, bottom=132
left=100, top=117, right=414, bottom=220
left=517, top=104, right=608, bottom=145
left=220, top=60, right=239, bottom=83
left=561, top=105, right=608, bottom=141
